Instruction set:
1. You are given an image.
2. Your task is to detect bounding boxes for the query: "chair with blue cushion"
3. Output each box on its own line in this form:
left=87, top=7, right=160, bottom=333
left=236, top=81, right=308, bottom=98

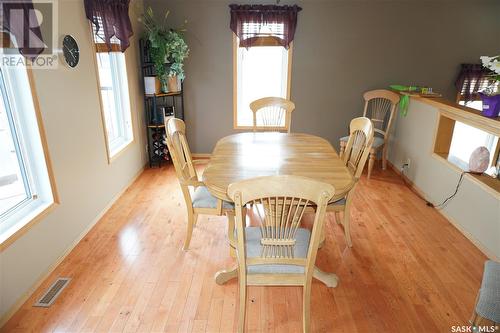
left=228, top=175, right=336, bottom=333
left=328, top=117, right=374, bottom=247
left=471, top=260, right=500, bottom=328
left=165, top=118, right=235, bottom=250
left=339, top=89, right=400, bottom=179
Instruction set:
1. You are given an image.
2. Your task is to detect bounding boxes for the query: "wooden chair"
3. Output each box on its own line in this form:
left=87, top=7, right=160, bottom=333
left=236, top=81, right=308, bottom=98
left=228, top=175, right=335, bottom=333
left=249, top=97, right=295, bottom=133
left=165, top=118, right=235, bottom=250
left=340, top=89, right=400, bottom=178
left=328, top=117, right=374, bottom=247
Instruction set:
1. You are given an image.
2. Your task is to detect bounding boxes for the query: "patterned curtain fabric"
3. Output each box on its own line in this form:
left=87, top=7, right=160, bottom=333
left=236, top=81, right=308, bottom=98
left=455, top=64, right=495, bottom=104
left=84, top=0, right=133, bottom=52
left=229, top=4, right=302, bottom=49
left=0, top=0, right=44, bottom=58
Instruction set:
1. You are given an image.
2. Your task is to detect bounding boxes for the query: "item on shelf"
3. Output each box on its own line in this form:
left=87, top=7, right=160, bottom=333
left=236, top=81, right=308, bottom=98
left=144, top=76, right=160, bottom=95
left=167, top=76, right=181, bottom=93
left=478, top=93, right=500, bottom=118
left=469, top=146, right=490, bottom=174
left=163, top=106, right=175, bottom=118
left=389, top=85, right=441, bottom=117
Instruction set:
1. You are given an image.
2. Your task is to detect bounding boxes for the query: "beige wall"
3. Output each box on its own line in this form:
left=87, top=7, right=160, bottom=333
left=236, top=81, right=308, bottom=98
left=0, top=0, right=146, bottom=320
left=388, top=99, right=500, bottom=259
left=145, top=0, right=500, bottom=153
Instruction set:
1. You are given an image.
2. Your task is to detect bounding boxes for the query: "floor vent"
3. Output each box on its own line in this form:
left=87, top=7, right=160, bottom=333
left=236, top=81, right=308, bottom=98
left=33, top=277, right=71, bottom=307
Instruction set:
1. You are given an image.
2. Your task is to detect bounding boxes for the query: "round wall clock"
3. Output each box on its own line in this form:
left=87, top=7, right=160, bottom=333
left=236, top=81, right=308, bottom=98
left=62, top=35, right=79, bottom=68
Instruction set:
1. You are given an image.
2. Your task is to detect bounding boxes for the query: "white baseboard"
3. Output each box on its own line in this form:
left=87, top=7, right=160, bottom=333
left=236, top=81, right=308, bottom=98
left=0, top=165, right=147, bottom=327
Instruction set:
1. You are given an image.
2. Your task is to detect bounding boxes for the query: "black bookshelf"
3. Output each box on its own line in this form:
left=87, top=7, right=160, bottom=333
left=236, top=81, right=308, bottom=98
left=139, top=39, right=185, bottom=168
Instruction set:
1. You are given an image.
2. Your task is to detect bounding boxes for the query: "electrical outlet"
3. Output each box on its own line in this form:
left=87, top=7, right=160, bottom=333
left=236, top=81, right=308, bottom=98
left=406, top=158, right=411, bottom=169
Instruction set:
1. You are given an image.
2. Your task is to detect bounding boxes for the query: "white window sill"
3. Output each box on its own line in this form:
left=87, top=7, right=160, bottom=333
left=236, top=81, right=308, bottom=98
left=0, top=200, right=56, bottom=251
left=108, top=137, right=134, bottom=163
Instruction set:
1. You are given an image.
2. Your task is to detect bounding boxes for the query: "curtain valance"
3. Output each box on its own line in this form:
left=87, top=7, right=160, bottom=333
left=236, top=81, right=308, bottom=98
left=84, top=0, right=133, bottom=52
left=229, top=4, right=302, bottom=49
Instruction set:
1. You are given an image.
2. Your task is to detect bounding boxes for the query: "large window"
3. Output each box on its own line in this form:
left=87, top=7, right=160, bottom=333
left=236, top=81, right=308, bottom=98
left=92, top=22, right=133, bottom=160
left=0, top=66, right=56, bottom=245
left=233, top=34, right=292, bottom=128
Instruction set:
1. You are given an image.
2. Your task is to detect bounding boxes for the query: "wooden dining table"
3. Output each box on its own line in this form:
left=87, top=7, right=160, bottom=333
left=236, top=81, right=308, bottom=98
left=202, top=132, right=355, bottom=287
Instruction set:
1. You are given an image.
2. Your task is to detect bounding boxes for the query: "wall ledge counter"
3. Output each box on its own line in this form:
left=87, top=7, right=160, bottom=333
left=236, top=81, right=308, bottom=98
left=411, top=96, right=500, bottom=136
left=388, top=97, right=500, bottom=260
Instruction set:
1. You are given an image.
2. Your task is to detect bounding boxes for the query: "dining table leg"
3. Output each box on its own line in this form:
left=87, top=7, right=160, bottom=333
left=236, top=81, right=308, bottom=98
left=215, top=265, right=238, bottom=285
left=313, top=266, right=339, bottom=288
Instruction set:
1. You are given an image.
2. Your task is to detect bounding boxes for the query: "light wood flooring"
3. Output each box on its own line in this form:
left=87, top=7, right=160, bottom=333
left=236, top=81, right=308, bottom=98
left=1, top=164, right=487, bottom=332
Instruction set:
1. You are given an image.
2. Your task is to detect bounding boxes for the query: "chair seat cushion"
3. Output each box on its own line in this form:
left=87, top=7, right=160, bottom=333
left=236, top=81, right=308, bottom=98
left=476, top=260, right=500, bottom=322
left=192, top=186, right=234, bottom=209
left=329, top=197, right=346, bottom=206
left=245, top=227, right=310, bottom=274
left=340, top=135, right=384, bottom=148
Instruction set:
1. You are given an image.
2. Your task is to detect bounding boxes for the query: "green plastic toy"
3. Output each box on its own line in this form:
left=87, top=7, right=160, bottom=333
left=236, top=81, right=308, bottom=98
left=389, top=85, right=417, bottom=117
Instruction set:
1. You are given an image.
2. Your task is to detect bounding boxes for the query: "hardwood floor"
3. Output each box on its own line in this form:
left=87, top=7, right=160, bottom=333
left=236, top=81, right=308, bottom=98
left=1, top=164, right=487, bottom=332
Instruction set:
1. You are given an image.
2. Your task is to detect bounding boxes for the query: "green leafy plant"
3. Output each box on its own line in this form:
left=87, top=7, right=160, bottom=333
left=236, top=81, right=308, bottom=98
left=140, top=7, right=189, bottom=89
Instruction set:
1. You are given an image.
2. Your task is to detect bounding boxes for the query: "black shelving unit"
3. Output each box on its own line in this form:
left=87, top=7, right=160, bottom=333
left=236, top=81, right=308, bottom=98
left=139, top=39, right=185, bottom=168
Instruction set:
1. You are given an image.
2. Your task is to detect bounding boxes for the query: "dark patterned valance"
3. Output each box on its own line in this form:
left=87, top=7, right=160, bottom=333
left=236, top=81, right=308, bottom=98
left=84, top=0, right=133, bottom=52
left=229, top=4, right=302, bottom=49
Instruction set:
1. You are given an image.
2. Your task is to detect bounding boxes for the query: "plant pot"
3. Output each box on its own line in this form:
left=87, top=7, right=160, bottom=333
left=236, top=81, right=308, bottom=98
left=144, top=76, right=161, bottom=95
left=479, top=92, right=500, bottom=118
left=160, top=81, right=168, bottom=93
left=167, top=75, right=180, bottom=93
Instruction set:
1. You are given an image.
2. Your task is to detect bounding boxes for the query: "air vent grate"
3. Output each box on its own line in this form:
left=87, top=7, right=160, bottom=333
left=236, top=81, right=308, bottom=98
left=33, top=277, right=71, bottom=307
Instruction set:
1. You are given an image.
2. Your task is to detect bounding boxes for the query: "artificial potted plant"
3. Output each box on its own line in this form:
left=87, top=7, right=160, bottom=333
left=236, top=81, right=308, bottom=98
left=165, top=31, right=189, bottom=92
left=141, top=7, right=189, bottom=93
left=479, top=55, right=500, bottom=118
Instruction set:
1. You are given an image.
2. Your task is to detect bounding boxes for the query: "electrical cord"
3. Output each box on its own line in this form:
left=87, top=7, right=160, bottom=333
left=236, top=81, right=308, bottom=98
left=400, top=164, right=467, bottom=210
left=430, top=171, right=467, bottom=210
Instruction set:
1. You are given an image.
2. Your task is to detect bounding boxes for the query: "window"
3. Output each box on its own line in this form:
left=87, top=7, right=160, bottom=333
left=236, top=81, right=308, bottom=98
left=233, top=34, right=292, bottom=128
left=0, top=65, right=56, bottom=245
left=449, top=101, right=500, bottom=175
left=91, top=22, right=133, bottom=160
left=448, top=121, right=499, bottom=175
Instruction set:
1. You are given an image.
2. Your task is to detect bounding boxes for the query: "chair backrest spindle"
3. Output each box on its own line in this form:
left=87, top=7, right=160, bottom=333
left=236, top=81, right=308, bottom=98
left=228, top=175, right=334, bottom=273
left=362, top=89, right=400, bottom=140
left=250, top=97, right=295, bottom=133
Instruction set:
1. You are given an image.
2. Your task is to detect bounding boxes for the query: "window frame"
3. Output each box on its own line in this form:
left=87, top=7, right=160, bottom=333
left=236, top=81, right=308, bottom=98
left=454, top=93, right=500, bottom=170
left=0, top=66, right=59, bottom=251
left=232, top=34, right=293, bottom=130
left=432, top=104, right=500, bottom=196
left=89, top=23, right=135, bottom=163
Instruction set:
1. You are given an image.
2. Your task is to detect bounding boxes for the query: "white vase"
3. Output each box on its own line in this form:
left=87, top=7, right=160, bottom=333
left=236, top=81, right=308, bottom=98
left=144, top=76, right=157, bottom=95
